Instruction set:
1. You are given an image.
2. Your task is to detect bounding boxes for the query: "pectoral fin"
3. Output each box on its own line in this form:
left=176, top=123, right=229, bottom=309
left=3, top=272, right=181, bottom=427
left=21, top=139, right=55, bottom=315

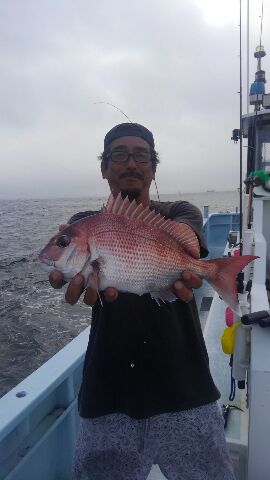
left=80, top=257, right=103, bottom=306
left=150, top=289, right=178, bottom=305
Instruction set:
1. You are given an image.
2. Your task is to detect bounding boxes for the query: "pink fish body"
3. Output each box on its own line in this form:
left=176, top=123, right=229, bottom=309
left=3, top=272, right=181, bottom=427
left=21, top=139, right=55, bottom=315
left=39, top=194, right=258, bottom=313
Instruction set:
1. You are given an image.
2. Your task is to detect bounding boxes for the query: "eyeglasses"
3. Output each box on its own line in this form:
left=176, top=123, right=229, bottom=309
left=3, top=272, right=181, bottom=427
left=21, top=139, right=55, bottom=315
left=109, top=151, right=152, bottom=164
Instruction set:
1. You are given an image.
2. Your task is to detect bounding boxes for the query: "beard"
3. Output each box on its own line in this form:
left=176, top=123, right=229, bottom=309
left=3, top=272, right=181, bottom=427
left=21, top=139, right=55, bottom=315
left=120, top=188, right=141, bottom=201
left=117, top=171, right=145, bottom=201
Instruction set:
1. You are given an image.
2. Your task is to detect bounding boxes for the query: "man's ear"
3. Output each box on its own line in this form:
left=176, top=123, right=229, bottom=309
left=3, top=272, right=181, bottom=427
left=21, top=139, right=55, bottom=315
left=101, top=161, right=107, bottom=179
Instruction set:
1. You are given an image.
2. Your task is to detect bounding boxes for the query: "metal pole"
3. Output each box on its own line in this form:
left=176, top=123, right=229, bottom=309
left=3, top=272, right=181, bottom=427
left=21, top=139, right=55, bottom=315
left=247, top=0, right=249, bottom=114
left=239, top=0, right=243, bottom=253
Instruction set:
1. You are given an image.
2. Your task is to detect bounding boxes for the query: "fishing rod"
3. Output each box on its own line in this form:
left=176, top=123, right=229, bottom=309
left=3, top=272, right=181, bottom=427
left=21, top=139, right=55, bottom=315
left=93, top=102, right=133, bottom=123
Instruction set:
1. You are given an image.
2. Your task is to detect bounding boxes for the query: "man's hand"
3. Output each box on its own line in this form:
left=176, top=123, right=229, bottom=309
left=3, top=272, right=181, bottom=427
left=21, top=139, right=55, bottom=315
left=173, top=271, right=202, bottom=303
left=49, top=270, right=118, bottom=306
left=49, top=224, right=69, bottom=290
left=50, top=270, right=201, bottom=305
left=49, top=223, right=119, bottom=306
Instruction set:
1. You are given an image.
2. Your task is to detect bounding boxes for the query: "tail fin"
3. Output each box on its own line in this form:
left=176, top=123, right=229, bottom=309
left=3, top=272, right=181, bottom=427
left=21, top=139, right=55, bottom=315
left=206, top=255, right=259, bottom=314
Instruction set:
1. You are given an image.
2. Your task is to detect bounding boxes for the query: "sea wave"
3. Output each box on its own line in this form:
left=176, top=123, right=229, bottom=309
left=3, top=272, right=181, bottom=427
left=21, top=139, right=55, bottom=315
left=0, top=256, right=29, bottom=268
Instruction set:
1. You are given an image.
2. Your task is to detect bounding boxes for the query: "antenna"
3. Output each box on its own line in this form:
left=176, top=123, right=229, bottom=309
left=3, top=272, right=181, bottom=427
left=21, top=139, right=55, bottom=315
left=259, top=1, right=264, bottom=51
left=249, top=1, right=266, bottom=111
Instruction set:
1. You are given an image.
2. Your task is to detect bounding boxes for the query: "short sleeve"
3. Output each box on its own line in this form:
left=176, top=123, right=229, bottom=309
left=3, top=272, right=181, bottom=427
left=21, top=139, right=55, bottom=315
left=151, top=201, right=208, bottom=258
left=170, top=202, right=208, bottom=258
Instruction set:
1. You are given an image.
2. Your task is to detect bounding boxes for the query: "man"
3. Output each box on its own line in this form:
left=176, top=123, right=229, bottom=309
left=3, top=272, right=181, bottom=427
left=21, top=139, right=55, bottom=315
left=50, top=123, right=235, bottom=480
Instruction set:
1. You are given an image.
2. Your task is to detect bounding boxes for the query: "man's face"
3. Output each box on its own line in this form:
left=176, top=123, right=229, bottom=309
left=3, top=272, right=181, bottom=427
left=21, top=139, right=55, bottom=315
left=101, top=136, right=155, bottom=200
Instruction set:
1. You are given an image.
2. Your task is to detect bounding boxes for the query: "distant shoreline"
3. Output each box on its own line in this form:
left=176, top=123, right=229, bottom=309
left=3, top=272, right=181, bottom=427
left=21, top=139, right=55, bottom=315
left=0, top=190, right=239, bottom=202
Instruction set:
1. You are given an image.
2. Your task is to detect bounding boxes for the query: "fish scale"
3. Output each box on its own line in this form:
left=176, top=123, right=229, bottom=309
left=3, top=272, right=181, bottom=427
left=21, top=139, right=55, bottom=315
left=39, top=193, right=258, bottom=313
left=90, top=215, right=187, bottom=294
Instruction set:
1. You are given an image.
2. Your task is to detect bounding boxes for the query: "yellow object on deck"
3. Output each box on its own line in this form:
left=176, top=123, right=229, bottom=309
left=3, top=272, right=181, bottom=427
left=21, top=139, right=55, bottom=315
left=221, top=322, right=241, bottom=355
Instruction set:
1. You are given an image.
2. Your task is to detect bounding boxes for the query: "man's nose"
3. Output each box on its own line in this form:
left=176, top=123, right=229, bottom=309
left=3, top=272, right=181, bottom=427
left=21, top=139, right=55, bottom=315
left=125, top=154, right=138, bottom=168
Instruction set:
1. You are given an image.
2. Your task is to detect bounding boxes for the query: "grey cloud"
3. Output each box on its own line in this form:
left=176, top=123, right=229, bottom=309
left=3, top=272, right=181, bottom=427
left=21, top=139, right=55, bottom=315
left=0, top=0, right=269, bottom=198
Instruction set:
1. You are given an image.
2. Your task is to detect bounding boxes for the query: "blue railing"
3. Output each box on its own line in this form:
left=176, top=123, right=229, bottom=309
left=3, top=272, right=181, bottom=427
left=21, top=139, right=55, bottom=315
left=203, top=212, right=240, bottom=255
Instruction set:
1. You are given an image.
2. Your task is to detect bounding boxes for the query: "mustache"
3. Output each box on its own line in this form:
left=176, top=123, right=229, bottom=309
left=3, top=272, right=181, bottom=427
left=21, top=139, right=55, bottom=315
left=119, top=171, right=144, bottom=180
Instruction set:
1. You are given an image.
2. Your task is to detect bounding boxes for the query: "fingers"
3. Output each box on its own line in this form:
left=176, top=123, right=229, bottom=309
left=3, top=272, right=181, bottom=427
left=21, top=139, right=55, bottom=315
left=182, top=271, right=202, bottom=289
left=174, top=280, right=194, bottom=302
left=49, top=270, right=65, bottom=289
left=174, top=271, right=202, bottom=303
left=64, top=274, right=99, bottom=306
left=83, top=287, right=118, bottom=306
left=49, top=256, right=119, bottom=305
left=66, top=279, right=118, bottom=307
left=65, top=274, right=85, bottom=305
left=83, top=287, right=98, bottom=306
left=84, top=287, right=118, bottom=306
left=104, top=287, right=118, bottom=303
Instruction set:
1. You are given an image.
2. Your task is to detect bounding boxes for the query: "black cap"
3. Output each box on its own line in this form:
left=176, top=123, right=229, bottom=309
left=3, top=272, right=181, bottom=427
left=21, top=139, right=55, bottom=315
left=104, top=123, right=155, bottom=151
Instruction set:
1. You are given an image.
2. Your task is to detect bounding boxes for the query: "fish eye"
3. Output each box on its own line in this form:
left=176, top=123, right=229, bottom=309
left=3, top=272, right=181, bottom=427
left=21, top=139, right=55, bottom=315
left=56, top=235, right=71, bottom=248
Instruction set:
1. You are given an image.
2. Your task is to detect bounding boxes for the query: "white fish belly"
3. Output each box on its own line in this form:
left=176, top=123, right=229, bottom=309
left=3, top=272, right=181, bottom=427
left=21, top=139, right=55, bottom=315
left=96, top=242, right=184, bottom=295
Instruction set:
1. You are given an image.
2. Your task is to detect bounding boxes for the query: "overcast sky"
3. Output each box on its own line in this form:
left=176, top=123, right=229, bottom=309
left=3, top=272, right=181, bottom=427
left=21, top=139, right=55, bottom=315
left=1, top=0, right=269, bottom=199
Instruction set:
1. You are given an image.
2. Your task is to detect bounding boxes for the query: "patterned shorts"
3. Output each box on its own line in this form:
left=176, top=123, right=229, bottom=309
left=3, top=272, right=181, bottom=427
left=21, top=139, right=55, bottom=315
left=72, top=402, right=236, bottom=480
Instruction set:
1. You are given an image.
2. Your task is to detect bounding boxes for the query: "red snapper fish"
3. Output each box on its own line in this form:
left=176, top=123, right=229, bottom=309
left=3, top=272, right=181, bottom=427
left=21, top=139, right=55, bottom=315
left=39, top=193, right=258, bottom=313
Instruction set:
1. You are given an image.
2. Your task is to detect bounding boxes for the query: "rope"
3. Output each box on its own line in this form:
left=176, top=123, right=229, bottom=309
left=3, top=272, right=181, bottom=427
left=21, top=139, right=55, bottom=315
left=154, top=179, right=160, bottom=202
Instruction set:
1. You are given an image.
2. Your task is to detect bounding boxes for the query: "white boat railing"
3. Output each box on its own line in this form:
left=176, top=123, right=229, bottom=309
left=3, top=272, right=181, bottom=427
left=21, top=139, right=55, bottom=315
left=0, top=328, right=89, bottom=479
left=247, top=197, right=270, bottom=480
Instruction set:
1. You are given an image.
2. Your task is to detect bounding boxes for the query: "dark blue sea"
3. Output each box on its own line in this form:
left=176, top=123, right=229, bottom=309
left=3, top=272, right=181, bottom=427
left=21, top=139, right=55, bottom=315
left=0, top=191, right=239, bottom=398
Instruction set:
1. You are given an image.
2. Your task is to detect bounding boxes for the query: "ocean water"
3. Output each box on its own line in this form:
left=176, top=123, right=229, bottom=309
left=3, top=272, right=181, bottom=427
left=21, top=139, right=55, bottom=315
left=0, top=191, right=239, bottom=398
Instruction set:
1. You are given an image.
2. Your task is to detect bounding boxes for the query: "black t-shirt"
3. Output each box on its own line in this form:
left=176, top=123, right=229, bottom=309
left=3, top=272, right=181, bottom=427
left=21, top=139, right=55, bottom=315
left=68, top=200, right=220, bottom=419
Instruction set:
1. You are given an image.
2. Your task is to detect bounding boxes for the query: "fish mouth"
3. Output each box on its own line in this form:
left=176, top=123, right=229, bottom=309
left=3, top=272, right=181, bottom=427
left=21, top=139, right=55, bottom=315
left=40, top=263, right=55, bottom=273
left=39, top=254, right=55, bottom=274
left=39, top=254, right=55, bottom=268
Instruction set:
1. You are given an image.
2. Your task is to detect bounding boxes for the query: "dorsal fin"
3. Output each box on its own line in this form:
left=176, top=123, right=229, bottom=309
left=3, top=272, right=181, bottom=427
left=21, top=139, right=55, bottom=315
left=103, top=193, right=200, bottom=258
